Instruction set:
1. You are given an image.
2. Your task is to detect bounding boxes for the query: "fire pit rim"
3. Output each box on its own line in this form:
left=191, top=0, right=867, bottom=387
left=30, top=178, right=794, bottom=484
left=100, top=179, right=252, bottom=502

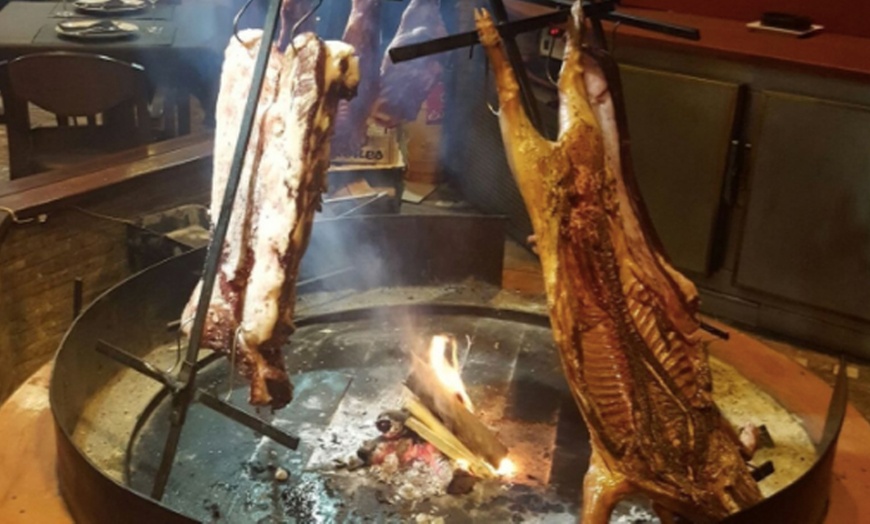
left=48, top=250, right=847, bottom=524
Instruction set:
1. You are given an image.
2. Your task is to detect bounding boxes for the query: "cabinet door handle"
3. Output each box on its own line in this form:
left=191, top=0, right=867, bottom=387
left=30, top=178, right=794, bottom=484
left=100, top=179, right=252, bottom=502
left=721, top=85, right=750, bottom=207
left=723, top=139, right=742, bottom=206
left=723, top=141, right=753, bottom=206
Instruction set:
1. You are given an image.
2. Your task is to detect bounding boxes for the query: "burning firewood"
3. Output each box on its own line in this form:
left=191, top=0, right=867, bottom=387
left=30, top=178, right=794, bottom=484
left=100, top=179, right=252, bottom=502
left=404, top=335, right=509, bottom=470
left=348, top=333, right=514, bottom=497
left=403, top=395, right=495, bottom=479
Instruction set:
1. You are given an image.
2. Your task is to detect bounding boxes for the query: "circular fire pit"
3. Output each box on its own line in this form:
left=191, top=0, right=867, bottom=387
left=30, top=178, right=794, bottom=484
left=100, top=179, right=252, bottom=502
left=51, top=247, right=847, bottom=523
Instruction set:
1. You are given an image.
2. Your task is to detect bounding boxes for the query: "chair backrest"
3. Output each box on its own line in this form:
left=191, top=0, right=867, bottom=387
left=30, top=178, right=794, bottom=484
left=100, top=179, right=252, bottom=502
left=0, top=52, right=152, bottom=178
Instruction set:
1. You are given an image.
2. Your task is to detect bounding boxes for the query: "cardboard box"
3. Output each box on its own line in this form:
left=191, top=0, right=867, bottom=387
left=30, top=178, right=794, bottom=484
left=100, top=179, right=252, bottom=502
left=331, top=124, right=402, bottom=167
left=327, top=127, right=406, bottom=215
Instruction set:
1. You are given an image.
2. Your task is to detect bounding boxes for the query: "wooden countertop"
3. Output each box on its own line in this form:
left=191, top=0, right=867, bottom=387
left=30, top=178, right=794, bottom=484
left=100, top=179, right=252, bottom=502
left=506, top=2, right=870, bottom=83
left=1, top=325, right=869, bottom=522
left=0, top=132, right=213, bottom=219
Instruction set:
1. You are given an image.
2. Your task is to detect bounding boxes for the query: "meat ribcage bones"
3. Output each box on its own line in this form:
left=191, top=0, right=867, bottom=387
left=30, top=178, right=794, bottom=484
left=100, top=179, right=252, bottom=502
left=475, top=4, right=762, bottom=523
left=182, top=29, right=359, bottom=409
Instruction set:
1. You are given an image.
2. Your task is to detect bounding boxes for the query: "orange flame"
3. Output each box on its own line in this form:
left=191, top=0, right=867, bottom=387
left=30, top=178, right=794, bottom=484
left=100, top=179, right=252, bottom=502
left=428, top=335, right=474, bottom=412
left=496, top=458, right=516, bottom=477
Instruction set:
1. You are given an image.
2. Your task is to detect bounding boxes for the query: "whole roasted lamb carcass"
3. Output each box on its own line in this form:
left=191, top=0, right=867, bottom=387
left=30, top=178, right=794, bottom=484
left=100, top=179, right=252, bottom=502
left=475, top=4, right=762, bottom=522
left=182, top=27, right=359, bottom=409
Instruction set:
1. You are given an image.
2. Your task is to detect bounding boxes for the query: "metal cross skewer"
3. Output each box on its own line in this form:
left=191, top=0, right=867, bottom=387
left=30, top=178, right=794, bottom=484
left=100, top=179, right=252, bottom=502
left=147, top=0, right=287, bottom=500
left=89, top=0, right=383, bottom=495
left=487, top=0, right=545, bottom=133
left=388, top=0, right=699, bottom=138
left=389, top=0, right=699, bottom=249
left=389, top=0, right=699, bottom=63
left=93, top=0, right=298, bottom=487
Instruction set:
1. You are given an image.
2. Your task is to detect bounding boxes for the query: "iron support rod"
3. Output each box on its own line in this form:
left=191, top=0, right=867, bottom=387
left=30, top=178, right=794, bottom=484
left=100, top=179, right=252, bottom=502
left=336, top=192, right=390, bottom=217
left=513, top=0, right=700, bottom=39
left=296, top=266, right=355, bottom=293
left=487, top=0, right=544, bottom=133
left=587, top=2, right=608, bottom=50
left=822, top=356, right=849, bottom=444
left=150, top=0, right=284, bottom=501
left=95, top=340, right=181, bottom=392
left=601, top=11, right=700, bottom=40
left=387, top=1, right=699, bottom=64
left=750, top=460, right=775, bottom=482
left=197, top=391, right=301, bottom=450
left=699, top=321, right=730, bottom=340
left=389, top=9, right=577, bottom=63
left=94, top=341, right=303, bottom=463
left=73, top=277, right=83, bottom=319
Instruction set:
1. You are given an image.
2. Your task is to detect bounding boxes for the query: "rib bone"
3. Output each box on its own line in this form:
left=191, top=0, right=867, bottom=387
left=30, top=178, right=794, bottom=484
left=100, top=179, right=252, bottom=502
left=475, top=4, right=762, bottom=522
left=183, top=30, right=359, bottom=409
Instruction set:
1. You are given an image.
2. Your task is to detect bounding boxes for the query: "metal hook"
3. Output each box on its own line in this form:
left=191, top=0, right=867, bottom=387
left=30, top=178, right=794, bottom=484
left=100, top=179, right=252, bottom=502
left=169, top=315, right=196, bottom=373
left=609, top=21, right=622, bottom=54
left=232, top=0, right=256, bottom=45
left=545, top=32, right=559, bottom=86
left=226, top=325, right=244, bottom=401
left=0, top=205, right=36, bottom=224
left=484, top=57, right=499, bottom=116
left=289, top=0, right=323, bottom=45
left=579, top=13, right=589, bottom=48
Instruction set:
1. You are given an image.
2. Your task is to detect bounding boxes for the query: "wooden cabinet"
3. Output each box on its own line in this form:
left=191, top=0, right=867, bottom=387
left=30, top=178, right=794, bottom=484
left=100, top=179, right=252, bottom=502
left=620, top=65, right=742, bottom=275
left=610, top=46, right=870, bottom=356
left=736, top=92, right=870, bottom=322
left=443, top=19, right=870, bottom=356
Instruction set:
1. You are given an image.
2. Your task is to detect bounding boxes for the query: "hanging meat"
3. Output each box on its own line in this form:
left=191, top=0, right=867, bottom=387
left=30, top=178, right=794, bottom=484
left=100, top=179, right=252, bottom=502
left=277, top=0, right=314, bottom=51
left=372, top=0, right=447, bottom=127
left=182, top=27, right=359, bottom=409
left=331, top=0, right=383, bottom=157
left=474, top=4, right=762, bottom=523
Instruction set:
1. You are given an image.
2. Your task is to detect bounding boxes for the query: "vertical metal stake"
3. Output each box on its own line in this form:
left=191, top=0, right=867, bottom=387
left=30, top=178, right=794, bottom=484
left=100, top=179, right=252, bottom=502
left=73, top=277, right=83, bottom=319
left=487, top=0, right=545, bottom=135
left=149, top=0, right=285, bottom=500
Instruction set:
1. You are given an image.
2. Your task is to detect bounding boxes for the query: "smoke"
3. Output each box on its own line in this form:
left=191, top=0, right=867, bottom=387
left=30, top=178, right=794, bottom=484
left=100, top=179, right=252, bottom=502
left=437, top=5, right=560, bottom=245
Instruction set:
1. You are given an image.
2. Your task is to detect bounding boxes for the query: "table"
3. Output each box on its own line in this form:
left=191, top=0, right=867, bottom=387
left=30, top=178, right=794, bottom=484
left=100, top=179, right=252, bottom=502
left=0, top=1, right=233, bottom=131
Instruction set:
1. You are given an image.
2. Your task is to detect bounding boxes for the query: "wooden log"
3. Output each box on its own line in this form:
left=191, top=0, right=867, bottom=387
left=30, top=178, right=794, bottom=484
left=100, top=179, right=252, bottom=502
left=405, top=355, right=508, bottom=468
left=405, top=397, right=495, bottom=478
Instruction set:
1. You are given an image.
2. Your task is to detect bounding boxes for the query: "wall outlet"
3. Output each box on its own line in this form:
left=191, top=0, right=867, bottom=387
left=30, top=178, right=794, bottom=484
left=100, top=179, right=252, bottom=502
left=539, top=30, right=566, bottom=61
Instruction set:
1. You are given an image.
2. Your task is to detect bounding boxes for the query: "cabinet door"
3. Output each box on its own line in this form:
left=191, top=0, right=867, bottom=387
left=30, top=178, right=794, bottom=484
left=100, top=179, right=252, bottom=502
left=737, top=92, right=870, bottom=321
left=620, top=66, right=742, bottom=275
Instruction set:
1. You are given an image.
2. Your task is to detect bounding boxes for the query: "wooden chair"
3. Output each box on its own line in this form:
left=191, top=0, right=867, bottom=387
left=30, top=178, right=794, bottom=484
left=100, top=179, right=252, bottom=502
left=0, top=52, right=152, bottom=179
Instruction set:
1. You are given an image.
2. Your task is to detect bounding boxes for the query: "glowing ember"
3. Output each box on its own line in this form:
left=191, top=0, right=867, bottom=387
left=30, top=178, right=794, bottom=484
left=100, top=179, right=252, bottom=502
left=496, top=458, right=516, bottom=477
left=428, top=335, right=474, bottom=411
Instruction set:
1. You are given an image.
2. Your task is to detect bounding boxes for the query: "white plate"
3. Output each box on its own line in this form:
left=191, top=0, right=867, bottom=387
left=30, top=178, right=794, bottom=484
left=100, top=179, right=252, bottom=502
left=55, top=19, right=140, bottom=41
left=746, top=21, right=824, bottom=38
left=72, top=0, right=148, bottom=15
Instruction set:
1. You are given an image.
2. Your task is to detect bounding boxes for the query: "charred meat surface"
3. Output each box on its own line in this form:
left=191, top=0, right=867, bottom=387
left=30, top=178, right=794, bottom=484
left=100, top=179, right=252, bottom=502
left=183, top=29, right=359, bottom=409
left=331, top=0, right=382, bottom=157
left=475, top=4, right=762, bottom=523
left=372, top=0, right=447, bottom=127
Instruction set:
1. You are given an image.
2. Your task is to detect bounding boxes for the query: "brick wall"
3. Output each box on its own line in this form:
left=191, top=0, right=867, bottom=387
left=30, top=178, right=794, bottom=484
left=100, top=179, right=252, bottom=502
left=0, top=162, right=209, bottom=402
